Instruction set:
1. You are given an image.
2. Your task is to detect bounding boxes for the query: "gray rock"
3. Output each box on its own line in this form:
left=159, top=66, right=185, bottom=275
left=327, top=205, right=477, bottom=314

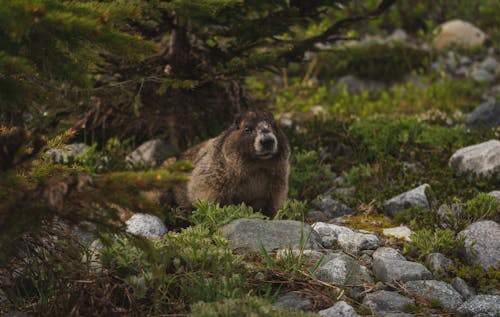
left=437, top=203, right=463, bottom=228
left=312, top=222, right=354, bottom=237
left=451, top=277, right=476, bottom=300
left=220, top=219, right=321, bottom=252
left=329, top=186, right=356, bottom=198
left=333, top=75, right=386, bottom=95
left=125, top=139, right=175, bottom=168
left=457, top=295, right=500, bottom=317
left=459, top=220, right=500, bottom=269
left=272, top=292, right=312, bottom=311
left=312, top=222, right=354, bottom=235
left=307, top=210, right=329, bottom=222
left=404, top=280, right=463, bottom=310
left=362, top=290, right=415, bottom=313
left=275, top=249, right=324, bottom=263
left=449, top=140, right=500, bottom=177
left=387, top=29, right=408, bottom=43
left=46, top=143, right=88, bottom=163
left=312, top=196, right=353, bottom=219
left=489, top=191, right=500, bottom=203
left=319, top=300, right=360, bottom=317
left=426, top=253, right=453, bottom=273
left=125, top=213, right=167, bottom=238
left=383, top=184, right=430, bottom=217
left=466, top=101, right=500, bottom=129
left=433, top=20, right=487, bottom=51
left=382, top=226, right=413, bottom=242
left=314, top=253, right=373, bottom=286
left=481, top=56, right=499, bottom=73
left=373, top=247, right=406, bottom=261
left=373, top=257, right=432, bottom=282
left=337, top=232, right=379, bottom=254
left=470, top=65, right=495, bottom=83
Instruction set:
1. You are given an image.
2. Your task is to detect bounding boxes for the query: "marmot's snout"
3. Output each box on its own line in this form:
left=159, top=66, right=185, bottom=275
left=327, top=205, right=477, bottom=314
left=254, top=121, right=278, bottom=158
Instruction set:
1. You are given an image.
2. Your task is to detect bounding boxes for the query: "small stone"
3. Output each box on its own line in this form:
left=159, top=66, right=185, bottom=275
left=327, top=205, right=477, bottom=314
left=481, top=56, right=499, bottom=73
left=373, top=247, right=406, bottom=261
left=307, top=210, right=329, bottom=222
left=387, top=29, right=408, bottom=42
left=382, top=226, right=413, bottom=241
left=312, top=222, right=354, bottom=236
left=426, top=253, right=453, bottom=273
left=383, top=184, right=430, bottom=217
left=405, top=280, right=463, bottom=310
left=319, top=300, right=360, bottom=317
left=373, top=258, right=432, bottom=282
left=337, top=232, right=379, bottom=254
left=470, top=65, right=495, bottom=83
left=458, top=220, right=500, bottom=269
left=333, top=75, right=386, bottom=95
left=272, top=292, right=312, bottom=311
left=451, top=277, right=476, bottom=300
left=221, top=219, right=322, bottom=252
left=362, top=290, right=415, bottom=313
left=457, top=295, right=500, bottom=317
left=449, top=140, right=500, bottom=177
left=125, top=213, right=167, bottom=238
left=314, top=253, right=373, bottom=286
left=312, top=196, right=353, bottom=219
left=46, top=143, right=88, bottom=164
left=330, top=186, right=356, bottom=198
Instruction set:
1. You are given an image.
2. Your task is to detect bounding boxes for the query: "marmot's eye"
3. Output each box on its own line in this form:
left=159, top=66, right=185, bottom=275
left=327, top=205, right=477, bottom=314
left=243, top=127, right=253, bottom=133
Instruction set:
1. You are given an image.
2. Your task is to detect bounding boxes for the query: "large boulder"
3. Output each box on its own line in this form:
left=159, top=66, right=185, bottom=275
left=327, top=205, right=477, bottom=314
left=383, top=184, right=430, bottom=217
left=458, top=220, right=500, bottom=269
left=449, top=140, right=500, bottom=177
left=125, top=213, right=167, bottom=238
left=220, top=219, right=322, bottom=252
left=404, top=280, right=464, bottom=310
left=433, top=20, right=488, bottom=51
left=466, top=101, right=500, bottom=129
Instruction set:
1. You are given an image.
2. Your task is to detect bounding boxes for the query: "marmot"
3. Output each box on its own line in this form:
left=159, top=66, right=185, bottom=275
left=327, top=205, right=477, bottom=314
left=175, top=110, right=290, bottom=217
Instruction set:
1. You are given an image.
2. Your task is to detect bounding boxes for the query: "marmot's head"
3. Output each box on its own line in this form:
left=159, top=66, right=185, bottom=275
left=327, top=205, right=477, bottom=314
left=223, top=110, right=288, bottom=162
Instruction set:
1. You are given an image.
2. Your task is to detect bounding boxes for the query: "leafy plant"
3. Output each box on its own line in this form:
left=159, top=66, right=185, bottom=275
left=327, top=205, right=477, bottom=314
left=403, top=229, right=465, bottom=260
left=190, top=201, right=266, bottom=233
left=274, top=199, right=309, bottom=221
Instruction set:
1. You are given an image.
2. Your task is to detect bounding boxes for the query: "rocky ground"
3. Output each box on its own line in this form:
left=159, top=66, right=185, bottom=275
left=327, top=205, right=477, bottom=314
left=1, top=18, right=500, bottom=317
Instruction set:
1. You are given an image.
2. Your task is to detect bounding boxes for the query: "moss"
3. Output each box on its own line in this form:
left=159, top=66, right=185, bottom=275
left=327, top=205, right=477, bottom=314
left=341, top=214, right=393, bottom=234
left=450, top=264, right=500, bottom=294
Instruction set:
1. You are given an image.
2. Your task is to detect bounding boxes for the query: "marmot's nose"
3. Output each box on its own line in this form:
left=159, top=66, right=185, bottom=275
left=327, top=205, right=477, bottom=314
left=260, top=137, right=275, bottom=150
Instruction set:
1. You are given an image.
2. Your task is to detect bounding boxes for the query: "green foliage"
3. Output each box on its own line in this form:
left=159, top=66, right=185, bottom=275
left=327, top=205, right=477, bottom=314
left=190, top=296, right=320, bottom=317
left=289, top=149, right=334, bottom=200
left=438, top=193, right=500, bottom=231
left=0, top=0, right=154, bottom=121
left=451, top=264, right=500, bottom=294
left=101, top=226, right=248, bottom=313
left=274, top=199, right=309, bottom=221
left=403, top=229, right=465, bottom=260
left=273, top=77, right=483, bottom=117
left=394, top=206, right=439, bottom=231
left=190, top=201, right=266, bottom=233
left=318, top=42, right=430, bottom=81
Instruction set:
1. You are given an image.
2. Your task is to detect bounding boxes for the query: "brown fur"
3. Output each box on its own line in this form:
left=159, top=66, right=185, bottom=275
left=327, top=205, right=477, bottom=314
left=175, top=110, right=290, bottom=217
